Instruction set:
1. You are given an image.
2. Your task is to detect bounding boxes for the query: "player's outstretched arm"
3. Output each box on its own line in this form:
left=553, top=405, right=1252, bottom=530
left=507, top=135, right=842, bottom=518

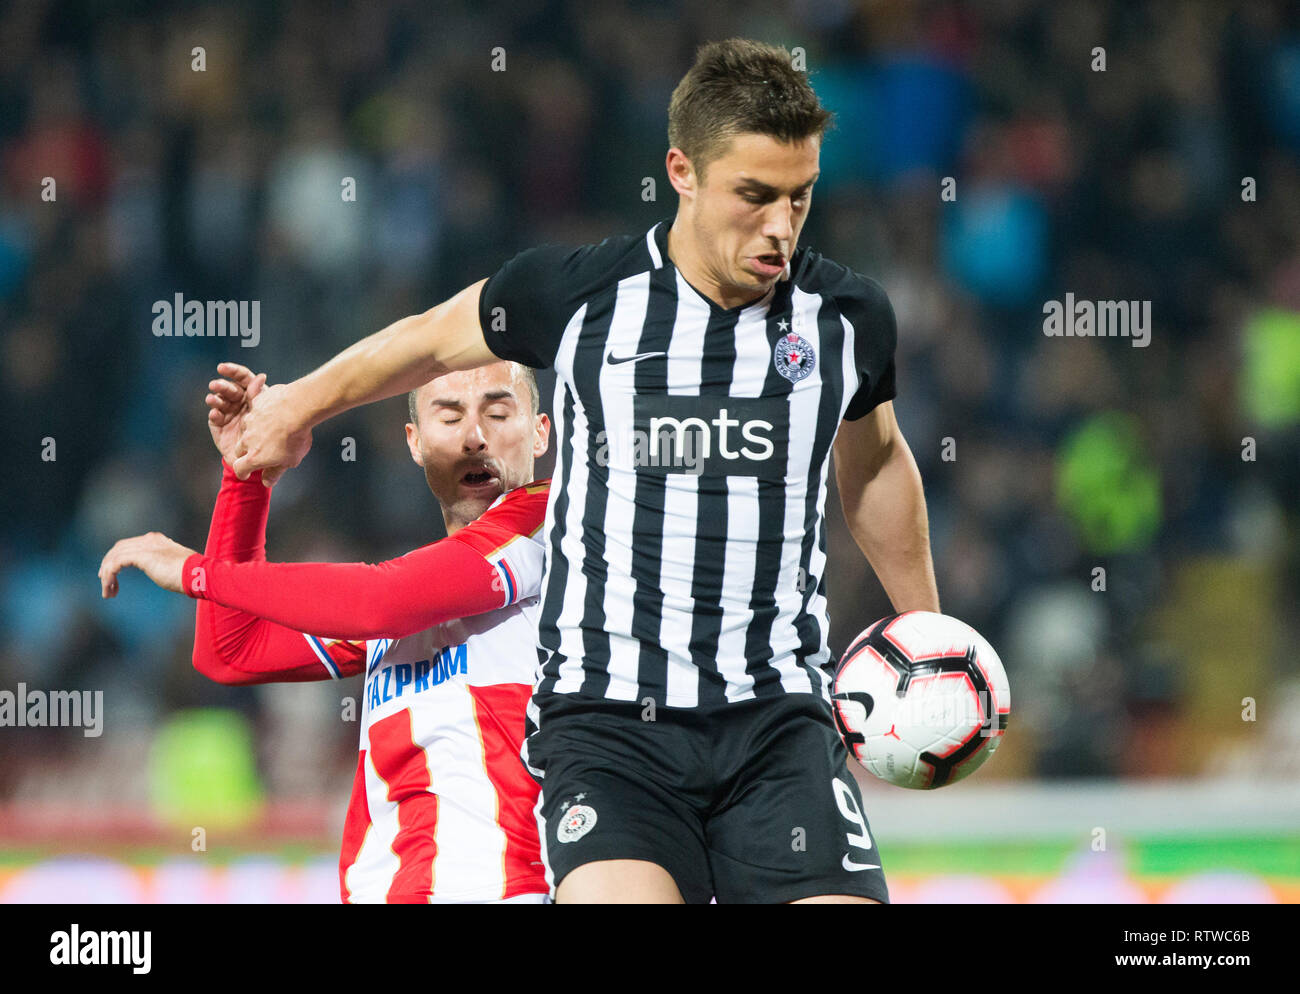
left=99, top=363, right=366, bottom=684
left=179, top=481, right=549, bottom=641
left=99, top=532, right=194, bottom=596
left=834, top=401, right=941, bottom=614
left=232, top=278, right=493, bottom=485
left=97, top=358, right=268, bottom=596
left=97, top=526, right=363, bottom=684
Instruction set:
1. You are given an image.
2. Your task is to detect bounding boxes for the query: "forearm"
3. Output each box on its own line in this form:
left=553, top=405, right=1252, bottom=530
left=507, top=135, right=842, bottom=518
left=841, top=438, right=940, bottom=614
left=194, top=463, right=354, bottom=682
left=194, top=604, right=357, bottom=684
left=183, top=537, right=508, bottom=641
left=292, top=281, right=490, bottom=428
left=205, top=462, right=270, bottom=559
left=292, top=309, right=443, bottom=426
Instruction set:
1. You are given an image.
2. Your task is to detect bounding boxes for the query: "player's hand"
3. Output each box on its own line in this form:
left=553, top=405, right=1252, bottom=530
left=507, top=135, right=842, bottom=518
left=206, top=362, right=268, bottom=466
left=231, top=380, right=314, bottom=487
left=98, top=532, right=198, bottom=598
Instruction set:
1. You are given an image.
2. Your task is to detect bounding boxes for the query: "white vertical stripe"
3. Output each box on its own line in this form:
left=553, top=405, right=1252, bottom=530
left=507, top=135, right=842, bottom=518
left=772, top=286, right=829, bottom=694
left=645, top=223, right=663, bottom=269
left=660, top=273, right=712, bottom=707
left=840, top=310, right=863, bottom=418
left=347, top=750, right=402, bottom=902
left=661, top=468, right=702, bottom=709
left=422, top=685, right=508, bottom=898
left=600, top=272, right=654, bottom=702
left=712, top=302, right=771, bottom=701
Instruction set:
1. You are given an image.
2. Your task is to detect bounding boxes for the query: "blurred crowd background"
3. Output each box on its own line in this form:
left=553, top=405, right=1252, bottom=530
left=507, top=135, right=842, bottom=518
left=2, top=0, right=1299, bottom=866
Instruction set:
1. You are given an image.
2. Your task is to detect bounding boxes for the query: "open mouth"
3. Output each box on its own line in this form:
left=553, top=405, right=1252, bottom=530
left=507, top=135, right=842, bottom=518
left=462, top=469, right=497, bottom=486
left=752, top=253, right=786, bottom=276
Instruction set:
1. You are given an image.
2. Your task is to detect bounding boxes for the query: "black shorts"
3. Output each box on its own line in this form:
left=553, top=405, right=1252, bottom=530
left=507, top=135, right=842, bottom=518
left=527, top=691, right=889, bottom=904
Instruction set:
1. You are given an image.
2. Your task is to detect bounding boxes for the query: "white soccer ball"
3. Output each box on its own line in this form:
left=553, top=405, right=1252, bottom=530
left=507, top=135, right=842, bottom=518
left=831, top=611, right=1011, bottom=789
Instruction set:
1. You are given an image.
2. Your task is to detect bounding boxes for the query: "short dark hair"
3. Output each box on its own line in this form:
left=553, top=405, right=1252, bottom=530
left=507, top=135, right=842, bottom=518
left=407, top=362, right=540, bottom=423
left=667, top=38, right=834, bottom=181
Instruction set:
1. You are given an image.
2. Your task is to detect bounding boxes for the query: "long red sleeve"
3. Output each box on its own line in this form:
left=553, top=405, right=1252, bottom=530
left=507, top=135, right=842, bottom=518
left=185, top=472, right=549, bottom=644
left=184, top=538, right=507, bottom=642
left=191, top=462, right=366, bottom=685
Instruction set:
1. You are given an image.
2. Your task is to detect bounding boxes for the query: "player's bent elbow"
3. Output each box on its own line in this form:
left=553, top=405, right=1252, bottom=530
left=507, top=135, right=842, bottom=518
left=191, top=645, right=249, bottom=686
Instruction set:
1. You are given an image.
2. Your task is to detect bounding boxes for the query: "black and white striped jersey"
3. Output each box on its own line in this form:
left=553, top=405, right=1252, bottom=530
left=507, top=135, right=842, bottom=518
left=479, top=219, right=897, bottom=711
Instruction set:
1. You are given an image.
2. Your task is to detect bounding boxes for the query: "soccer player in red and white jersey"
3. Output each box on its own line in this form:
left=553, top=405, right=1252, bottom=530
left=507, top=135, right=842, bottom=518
left=99, top=360, right=552, bottom=903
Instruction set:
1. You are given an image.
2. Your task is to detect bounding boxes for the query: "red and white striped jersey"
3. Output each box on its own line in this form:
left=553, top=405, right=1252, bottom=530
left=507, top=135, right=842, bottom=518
left=338, top=484, right=550, bottom=903
left=187, top=467, right=551, bottom=904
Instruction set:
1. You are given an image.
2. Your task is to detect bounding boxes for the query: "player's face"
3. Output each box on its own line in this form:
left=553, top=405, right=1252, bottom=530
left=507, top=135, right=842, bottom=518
left=405, top=363, right=550, bottom=529
left=684, top=132, right=820, bottom=304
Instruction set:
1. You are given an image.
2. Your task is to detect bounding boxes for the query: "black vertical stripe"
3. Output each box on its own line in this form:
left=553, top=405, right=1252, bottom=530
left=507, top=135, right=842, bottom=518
left=572, top=289, right=618, bottom=696
left=741, top=280, right=798, bottom=698
left=536, top=383, right=578, bottom=696
left=689, top=308, right=741, bottom=707
left=627, top=267, right=680, bottom=700
left=791, top=295, right=848, bottom=690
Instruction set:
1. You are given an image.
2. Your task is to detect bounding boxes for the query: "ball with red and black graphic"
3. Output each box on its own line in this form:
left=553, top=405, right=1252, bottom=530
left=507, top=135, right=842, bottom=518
left=831, top=611, right=1010, bottom=789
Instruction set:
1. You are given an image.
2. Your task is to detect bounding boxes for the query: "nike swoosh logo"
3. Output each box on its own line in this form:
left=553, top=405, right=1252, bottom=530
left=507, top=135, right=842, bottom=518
left=842, top=855, right=880, bottom=872
left=607, top=351, right=667, bottom=365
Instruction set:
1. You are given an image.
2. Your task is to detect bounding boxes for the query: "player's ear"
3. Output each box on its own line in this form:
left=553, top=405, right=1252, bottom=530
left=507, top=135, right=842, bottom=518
left=405, top=422, right=425, bottom=467
left=533, top=413, right=551, bottom=458
left=665, top=148, right=696, bottom=198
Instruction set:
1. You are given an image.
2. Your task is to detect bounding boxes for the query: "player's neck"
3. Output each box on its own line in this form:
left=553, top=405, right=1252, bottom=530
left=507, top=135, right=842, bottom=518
left=665, top=218, right=772, bottom=311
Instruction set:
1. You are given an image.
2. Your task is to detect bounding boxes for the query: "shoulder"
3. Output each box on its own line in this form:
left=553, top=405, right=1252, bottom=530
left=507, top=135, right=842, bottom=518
left=792, top=247, right=896, bottom=349
left=488, top=478, right=551, bottom=515
left=793, top=248, right=893, bottom=317
left=479, top=233, right=660, bottom=367
left=476, top=479, right=550, bottom=539
left=484, top=231, right=655, bottom=303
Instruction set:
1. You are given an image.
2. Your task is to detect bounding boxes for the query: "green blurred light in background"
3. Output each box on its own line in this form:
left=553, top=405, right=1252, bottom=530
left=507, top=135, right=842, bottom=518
left=1056, top=412, right=1162, bottom=555
left=149, top=709, right=264, bottom=830
left=1242, top=308, right=1300, bottom=427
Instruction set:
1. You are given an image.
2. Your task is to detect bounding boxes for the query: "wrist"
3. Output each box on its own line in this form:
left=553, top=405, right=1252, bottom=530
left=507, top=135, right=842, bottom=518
left=221, top=459, right=263, bottom=485
left=288, top=371, right=332, bottom=429
left=181, top=553, right=209, bottom=598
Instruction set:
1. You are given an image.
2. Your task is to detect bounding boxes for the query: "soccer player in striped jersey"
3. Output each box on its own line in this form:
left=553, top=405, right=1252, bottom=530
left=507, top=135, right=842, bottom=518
left=100, top=360, right=553, bottom=903
left=229, top=39, right=940, bottom=903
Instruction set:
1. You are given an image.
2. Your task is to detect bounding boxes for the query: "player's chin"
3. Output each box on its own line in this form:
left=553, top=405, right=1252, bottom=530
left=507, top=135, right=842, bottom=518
left=454, top=482, right=504, bottom=516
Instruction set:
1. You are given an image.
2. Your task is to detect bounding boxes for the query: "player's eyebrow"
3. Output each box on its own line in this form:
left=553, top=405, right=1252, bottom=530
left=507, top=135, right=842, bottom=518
left=430, top=389, right=516, bottom=410
left=735, top=173, right=819, bottom=196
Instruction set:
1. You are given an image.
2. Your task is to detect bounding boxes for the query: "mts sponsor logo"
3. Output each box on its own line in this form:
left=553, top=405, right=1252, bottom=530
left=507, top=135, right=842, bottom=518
left=597, top=395, right=789, bottom=477
left=367, top=644, right=467, bottom=710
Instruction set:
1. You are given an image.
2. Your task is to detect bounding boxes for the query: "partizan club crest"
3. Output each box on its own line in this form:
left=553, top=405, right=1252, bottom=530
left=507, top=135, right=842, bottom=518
left=556, top=800, right=598, bottom=843
left=774, top=332, right=816, bottom=383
